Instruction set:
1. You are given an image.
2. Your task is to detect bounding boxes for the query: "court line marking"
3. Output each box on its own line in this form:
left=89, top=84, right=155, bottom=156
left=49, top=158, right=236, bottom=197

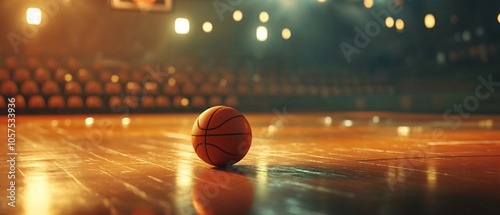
left=356, top=154, right=500, bottom=162
left=428, top=140, right=500, bottom=145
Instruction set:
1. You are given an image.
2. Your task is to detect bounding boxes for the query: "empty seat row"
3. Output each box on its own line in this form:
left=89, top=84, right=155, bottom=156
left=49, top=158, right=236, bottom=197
left=0, top=95, right=239, bottom=110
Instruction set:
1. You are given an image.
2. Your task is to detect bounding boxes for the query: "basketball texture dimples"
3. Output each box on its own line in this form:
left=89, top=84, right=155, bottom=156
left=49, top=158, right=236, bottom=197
left=191, top=106, right=252, bottom=166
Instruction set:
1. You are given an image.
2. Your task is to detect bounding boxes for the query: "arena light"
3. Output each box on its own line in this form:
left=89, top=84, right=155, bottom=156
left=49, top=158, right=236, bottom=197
left=233, top=10, right=243, bottom=22
left=64, top=74, right=72, bottom=82
left=202, top=22, right=213, bottom=33
left=282, top=28, right=291, bottom=40
left=175, top=18, right=190, bottom=34
left=259, top=11, right=269, bottom=23
left=385, top=17, right=394, bottom=28
left=111, top=75, right=119, bottom=83
left=318, top=0, right=326, bottom=3
left=26, top=8, right=42, bottom=25
left=181, top=98, right=189, bottom=106
left=395, top=19, right=404, bottom=32
left=424, top=14, right=435, bottom=29
left=256, top=26, right=268, bottom=42
left=497, top=13, right=500, bottom=24
left=363, top=0, right=373, bottom=9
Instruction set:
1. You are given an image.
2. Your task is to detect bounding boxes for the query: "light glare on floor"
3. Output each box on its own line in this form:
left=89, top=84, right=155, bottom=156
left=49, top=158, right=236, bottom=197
left=342, top=120, right=353, bottom=127
left=323, top=116, right=332, bottom=126
left=122, top=117, right=131, bottom=126
left=397, top=126, right=410, bottom=136
left=85, top=117, right=94, bottom=126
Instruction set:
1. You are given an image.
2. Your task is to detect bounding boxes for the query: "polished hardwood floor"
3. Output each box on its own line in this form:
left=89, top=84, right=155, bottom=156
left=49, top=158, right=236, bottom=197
left=1, top=112, right=499, bottom=215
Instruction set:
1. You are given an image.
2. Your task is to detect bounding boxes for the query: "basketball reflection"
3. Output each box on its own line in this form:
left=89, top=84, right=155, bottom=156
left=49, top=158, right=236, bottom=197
left=192, top=168, right=254, bottom=215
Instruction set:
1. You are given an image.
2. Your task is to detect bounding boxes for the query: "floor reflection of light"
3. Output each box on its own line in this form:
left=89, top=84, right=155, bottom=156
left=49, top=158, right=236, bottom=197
left=51, top=120, right=58, bottom=127
left=24, top=174, right=51, bottom=215
left=397, top=126, right=410, bottom=136
left=342, top=120, right=353, bottom=127
left=256, top=160, right=268, bottom=200
left=175, top=152, right=194, bottom=214
left=85, top=117, right=94, bottom=127
left=176, top=161, right=193, bottom=188
left=412, top=126, right=424, bottom=133
left=267, top=125, right=277, bottom=134
left=122, top=117, right=131, bottom=128
left=478, top=119, right=493, bottom=129
left=427, top=161, right=437, bottom=191
left=323, top=116, right=332, bottom=127
left=372, top=116, right=380, bottom=123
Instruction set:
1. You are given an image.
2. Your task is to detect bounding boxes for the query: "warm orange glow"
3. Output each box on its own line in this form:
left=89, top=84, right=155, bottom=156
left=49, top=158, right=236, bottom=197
left=64, top=74, right=72, bottom=82
left=111, top=75, right=119, bottom=83
left=168, top=78, right=176, bottom=86
left=181, top=98, right=189, bottom=106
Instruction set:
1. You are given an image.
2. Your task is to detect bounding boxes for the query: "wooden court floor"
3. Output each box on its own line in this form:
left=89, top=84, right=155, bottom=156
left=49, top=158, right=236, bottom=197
left=1, top=112, right=500, bottom=215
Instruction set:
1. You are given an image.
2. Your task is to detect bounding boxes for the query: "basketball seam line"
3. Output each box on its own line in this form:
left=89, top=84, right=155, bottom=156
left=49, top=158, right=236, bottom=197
left=197, top=115, right=245, bottom=131
left=191, top=132, right=251, bottom=137
left=195, top=142, right=239, bottom=157
left=204, top=106, right=224, bottom=165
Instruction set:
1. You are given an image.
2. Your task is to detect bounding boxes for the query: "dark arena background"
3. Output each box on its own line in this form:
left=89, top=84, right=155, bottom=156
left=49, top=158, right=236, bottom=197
left=1, top=0, right=500, bottom=214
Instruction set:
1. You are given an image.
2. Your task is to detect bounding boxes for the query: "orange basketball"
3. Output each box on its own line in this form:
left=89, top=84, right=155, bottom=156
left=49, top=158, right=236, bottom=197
left=192, top=106, right=252, bottom=166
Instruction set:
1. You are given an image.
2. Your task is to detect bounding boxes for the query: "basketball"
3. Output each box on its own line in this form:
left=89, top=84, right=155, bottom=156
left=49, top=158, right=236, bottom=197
left=191, top=106, right=252, bottom=166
